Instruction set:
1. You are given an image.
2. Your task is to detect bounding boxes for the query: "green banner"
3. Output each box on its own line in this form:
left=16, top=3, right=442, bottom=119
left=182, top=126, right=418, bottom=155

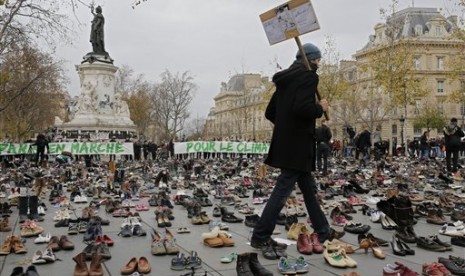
left=0, top=142, right=134, bottom=156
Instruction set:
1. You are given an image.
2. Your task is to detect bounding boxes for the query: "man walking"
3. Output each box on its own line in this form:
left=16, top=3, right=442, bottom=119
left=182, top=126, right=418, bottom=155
left=315, top=119, right=332, bottom=175
left=444, top=118, right=464, bottom=173
left=250, top=43, right=343, bottom=260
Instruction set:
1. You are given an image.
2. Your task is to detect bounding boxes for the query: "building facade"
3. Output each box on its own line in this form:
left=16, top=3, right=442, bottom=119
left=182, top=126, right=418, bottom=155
left=204, top=74, right=274, bottom=142
left=331, top=7, right=465, bottom=150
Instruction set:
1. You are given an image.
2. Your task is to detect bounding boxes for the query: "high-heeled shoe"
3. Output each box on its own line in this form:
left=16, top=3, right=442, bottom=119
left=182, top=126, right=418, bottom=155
left=356, top=234, right=385, bottom=259
left=391, top=234, right=406, bottom=256
left=369, top=240, right=386, bottom=259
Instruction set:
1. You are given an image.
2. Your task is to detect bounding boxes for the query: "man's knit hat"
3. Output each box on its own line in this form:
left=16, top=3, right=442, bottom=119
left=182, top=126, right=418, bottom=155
left=296, top=43, right=322, bottom=61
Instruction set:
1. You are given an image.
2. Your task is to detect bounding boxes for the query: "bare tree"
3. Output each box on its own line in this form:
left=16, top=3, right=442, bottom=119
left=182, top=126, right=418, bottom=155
left=0, top=46, right=66, bottom=141
left=152, top=70, right=196, bottom=140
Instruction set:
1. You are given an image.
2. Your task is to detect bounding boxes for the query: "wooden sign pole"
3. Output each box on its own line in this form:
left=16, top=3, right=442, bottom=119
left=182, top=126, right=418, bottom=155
left=294, top=36, right=329, bottom=121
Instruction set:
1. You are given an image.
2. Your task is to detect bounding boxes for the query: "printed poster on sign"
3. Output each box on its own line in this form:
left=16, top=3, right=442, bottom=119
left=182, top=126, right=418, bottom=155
left=260, top=0, right=320, bottom=45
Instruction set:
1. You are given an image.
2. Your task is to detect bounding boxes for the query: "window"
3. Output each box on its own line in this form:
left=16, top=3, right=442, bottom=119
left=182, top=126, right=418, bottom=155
left=437, top=57, right=444, bottom=70
left=414, top=128, right=422, bottom=135
left=461, top=102, right=465, bottom=116
left=414, top=100, right=421, bottom=115
left=435, top=25, right=441, bottom=36
left=437, top=80, right=444, bottom=93
left=438, top=101, right=444, bottom=114
left=414, top=25, right=423, bottom=36
left=392, top=124, right=398, bottom=135
left=414, top=57, right=421, bottom=70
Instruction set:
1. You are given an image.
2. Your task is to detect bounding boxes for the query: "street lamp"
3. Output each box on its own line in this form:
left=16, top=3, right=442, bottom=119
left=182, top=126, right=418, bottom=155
left=399, top=115, right=405, bottom=155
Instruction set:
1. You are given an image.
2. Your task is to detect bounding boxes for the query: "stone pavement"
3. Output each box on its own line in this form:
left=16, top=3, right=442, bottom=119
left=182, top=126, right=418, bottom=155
left=0, top=163, right=462, bottom=276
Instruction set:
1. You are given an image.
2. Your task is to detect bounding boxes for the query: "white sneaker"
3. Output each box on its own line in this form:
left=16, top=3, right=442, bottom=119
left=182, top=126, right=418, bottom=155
left=439, top=224, right=465, bottom=236
left=32, top=250, right=47, bottom=264
left=370, top=210, right=381, bottom=223
left=34, top=233, right=51, bottom=244
left=121, top=217, right=131, bottom=228
left=40, top=247, right=56, bottom=262
left=38, top=206, right=46, bottom=216
left=448, top=221, right=464, bottom=229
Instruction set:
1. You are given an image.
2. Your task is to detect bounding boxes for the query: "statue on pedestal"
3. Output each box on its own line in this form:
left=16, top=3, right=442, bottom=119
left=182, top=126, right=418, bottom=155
left=90, top=5, right=106, bottom=54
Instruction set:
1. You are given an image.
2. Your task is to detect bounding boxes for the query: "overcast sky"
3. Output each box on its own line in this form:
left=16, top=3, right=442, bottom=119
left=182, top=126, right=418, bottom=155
left=56, top=0, right=459, bottom=120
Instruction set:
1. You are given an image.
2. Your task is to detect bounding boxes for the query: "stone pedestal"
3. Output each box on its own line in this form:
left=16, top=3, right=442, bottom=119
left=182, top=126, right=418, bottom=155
left=58, top=55, right=136, bottom=136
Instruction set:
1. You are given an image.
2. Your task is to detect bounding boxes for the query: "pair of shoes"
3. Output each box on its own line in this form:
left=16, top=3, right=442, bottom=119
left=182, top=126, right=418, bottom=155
left=391, top=233, right=415, bottom=256
left=297, top=232, right=323, bottom=255
left=422, top=262, right=452, bottom=276
left=32, top=247, right=57, bottom=264
left=48, top=235, right=75, bottom=251
left=383, top=262, right=419, bottom=276
left=121, top=257, right=151, bottom=275
left=287, top=222, right=309, bottom=241
left=356, top=234, right=385, bottom=259
left=323, top=245, right=357, bottom=268
left=170, top=251, right=202, bottom=270
left=395, top=225, right=417, bottom=243
left=417, top=236, right=451, bottom=252
left=278, top=256, right=309, bottom=275
left=191, top=211, right=211, bottom=225
left=34, top=233, right=51, bottom=244
left=19, top=220, right=44, bottom=237
left=319, top=227, right=345, bottom=243
left=0, top=217, right=12, bottom=232
left=95, top=235, right=114, bottom=246
left=236, top=252, right=273, bottom=276
left=438, top=256, right=465, bottom=276
left=73, top=252, right=104, bottom=276
left=10, top=265, right=39, bottom=276
left=427, top=209, right=448, bottom=225
left=151, top=229, right=180, bottom=255
left=0, top=236, right=27, bottom=255
left=344, top=221, right=371, bottom=234
left=202, top=226, right=235, bottom=247
left=176, top=227, right=191, bottom=234
left=82, top=242, right=111, bottom=260
left=244, top=214, right=260, bottom=228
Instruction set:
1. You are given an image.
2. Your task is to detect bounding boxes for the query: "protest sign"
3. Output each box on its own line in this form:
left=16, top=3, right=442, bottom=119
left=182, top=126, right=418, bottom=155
left=260, top=0, right=320, bottom=45
left=0, top=142, right=134, bottom=156
left=174, top=141, right=269, bottom=155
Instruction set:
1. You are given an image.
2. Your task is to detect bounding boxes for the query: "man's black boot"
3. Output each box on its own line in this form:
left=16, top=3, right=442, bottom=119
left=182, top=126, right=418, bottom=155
left=236, top=253, right=254, bottom=276
left=28, top=196, right=43, bottom=221
left=19, top=196, right=29, bottom=223
left=249, top=252, right=273, bottom=276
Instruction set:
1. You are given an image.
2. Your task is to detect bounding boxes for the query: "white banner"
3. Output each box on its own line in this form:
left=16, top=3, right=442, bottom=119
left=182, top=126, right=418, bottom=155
left=0, top=142, right=134, bottom=156
left=174, top=141, right=269, bottom=155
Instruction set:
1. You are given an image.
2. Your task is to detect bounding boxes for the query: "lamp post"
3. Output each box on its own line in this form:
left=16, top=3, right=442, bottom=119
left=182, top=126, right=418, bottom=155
left=399, top=115, right=405, bottom=155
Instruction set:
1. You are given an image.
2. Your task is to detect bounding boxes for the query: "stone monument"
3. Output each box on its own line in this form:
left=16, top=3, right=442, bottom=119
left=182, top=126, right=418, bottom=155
left=58, top=5, right=136, bottom=139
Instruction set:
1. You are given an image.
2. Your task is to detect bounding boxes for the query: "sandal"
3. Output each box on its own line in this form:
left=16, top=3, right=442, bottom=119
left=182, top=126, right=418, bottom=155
left=185, top=251, right=202, bottom=269
left=176, top=227, right=191, bottom=234
left=170, top=252, right=186, bottom=270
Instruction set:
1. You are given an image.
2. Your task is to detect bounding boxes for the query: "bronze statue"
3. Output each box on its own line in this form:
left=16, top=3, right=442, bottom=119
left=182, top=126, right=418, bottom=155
left=90, top=5, right=106, bottom=54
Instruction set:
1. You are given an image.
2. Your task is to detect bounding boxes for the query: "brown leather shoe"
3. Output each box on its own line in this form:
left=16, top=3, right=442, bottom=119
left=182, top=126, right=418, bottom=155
left=59, top=235, right=75, bottom=250
left=10, top=236, right=27, bottom=254
left=137, top=256, right=151, bottom=274
left=0, top=217, right=12, bottom=232
left=121, top=257, right=137, bottom=275
left=426, top=209, right=447, bottom=225
left=0, top=236, right=12, bottom=255
left=73, top=252, right=89, bottom=276
left=297, top=233, right=312, bottom=255
left=48, top=236, right=60, bottom=251
left=89, top=253, right=103, bottom=276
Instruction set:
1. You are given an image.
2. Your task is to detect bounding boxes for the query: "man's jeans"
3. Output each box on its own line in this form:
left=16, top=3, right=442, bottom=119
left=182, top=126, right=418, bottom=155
left=252, top=168, right=329, bottom=242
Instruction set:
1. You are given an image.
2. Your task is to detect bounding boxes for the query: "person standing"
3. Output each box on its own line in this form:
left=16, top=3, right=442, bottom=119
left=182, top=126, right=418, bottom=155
left=357, top=127, right=372, bottom=167
left=419, top=131, right=430, bottom=160
left=443, top=118, right=464, bottom=173
left=315, top=119, right=332, bottom=175
left=34, top=133, right=49, bottom=166
left=372, top=125, right=382, bottom=161
left=250, top=43, right=343, bottom=259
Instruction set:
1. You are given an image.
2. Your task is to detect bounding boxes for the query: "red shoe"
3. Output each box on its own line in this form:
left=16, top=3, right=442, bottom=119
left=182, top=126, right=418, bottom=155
left=395, top=262, right=419, bottom=276
left=95, top=235, right=103, bottom=245
left=297, top=233, right=312, bottom=255
left=432, top=262, right=451, bottom=276
left=310, top=233, right=323, bottom=253
left=102, top=234, right=114, bottom=246
left=422, top=263, right=443, bottom=276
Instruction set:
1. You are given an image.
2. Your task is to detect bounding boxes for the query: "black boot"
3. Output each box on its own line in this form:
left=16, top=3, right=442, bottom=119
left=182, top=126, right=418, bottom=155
left=25, top=265, right=40, bottom=276
left=19, top=196, right=29, bottom=223
left=28, top=196, right=43, bottom=221
left=248, top=252, right=273, bottom=276
left=236, top=253, right=254, bottom=276
left=10, top=266, right=24, bottom=276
